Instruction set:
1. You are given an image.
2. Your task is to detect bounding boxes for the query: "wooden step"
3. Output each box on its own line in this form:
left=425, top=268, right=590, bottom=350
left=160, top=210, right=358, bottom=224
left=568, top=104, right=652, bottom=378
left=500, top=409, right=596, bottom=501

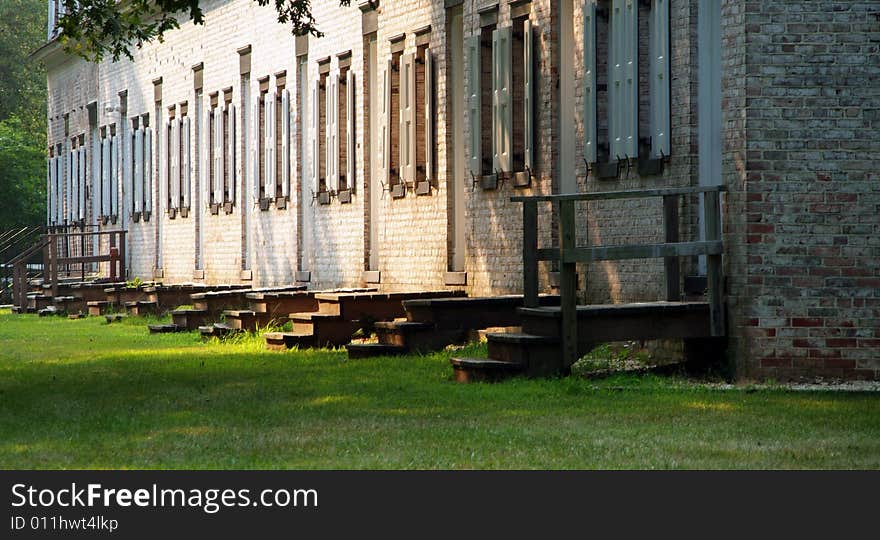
left=264, top=332, right=315, bottom=351
left=288, top=312, right=359, bottom=346
left=87, top=300, right=114, bottom=316
left=199, top=322, right=235, bottom=339
left=149, top=323, right=184, bottom=334
left=38, top=306, right=59, bottom=317
left=125, top=300, right=159, bottom=317
left=105, top=313, right=127, bottom=323
left=345, top=343, right=408, bottom=359
left=313, top=290, right=463, bottom=320
left=403, top=294, right=560, bottom=327
left=485, top=333, right=566, bottom=377
left=449, top=357, right=526, bottom=383
left=171, top=309, right=210, bottom=331
left=372, top=320, right=467, bottom=353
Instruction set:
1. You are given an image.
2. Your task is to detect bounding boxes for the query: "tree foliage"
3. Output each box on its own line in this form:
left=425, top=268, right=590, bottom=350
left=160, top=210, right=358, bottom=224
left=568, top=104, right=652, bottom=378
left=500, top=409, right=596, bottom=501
left=58, top=0, right=355, bottom=62
left=0, top=116, right=46, bottom=229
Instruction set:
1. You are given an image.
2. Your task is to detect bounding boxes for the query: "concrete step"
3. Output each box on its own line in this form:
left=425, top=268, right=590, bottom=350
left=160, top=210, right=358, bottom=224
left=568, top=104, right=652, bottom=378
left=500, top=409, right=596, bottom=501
left=449, top=357, right=526, bottom=383
left=345, top=343, right=408, bottom=359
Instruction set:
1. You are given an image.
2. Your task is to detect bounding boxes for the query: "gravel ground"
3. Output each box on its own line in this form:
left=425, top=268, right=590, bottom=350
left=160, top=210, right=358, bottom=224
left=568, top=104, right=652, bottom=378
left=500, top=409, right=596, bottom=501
left=708, top=380, right=880, bottom=392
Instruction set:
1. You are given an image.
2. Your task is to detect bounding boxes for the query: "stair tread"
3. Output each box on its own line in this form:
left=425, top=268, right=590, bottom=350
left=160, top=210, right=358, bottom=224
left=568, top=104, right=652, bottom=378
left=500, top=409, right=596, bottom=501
left=289, top=312, right=342, bottom=321
left=449, top=357, right=526, bottom=369
left=171, top=308, right=208, bottom=315
left=519, top=301, right=710, bottom=318
left=148, top=324, right=182, bottom=333
left=485, top=332, right=559, bottom=344
left=87, top=300, right=112, bottom=305
left=374, top=321, right=434, bottom=330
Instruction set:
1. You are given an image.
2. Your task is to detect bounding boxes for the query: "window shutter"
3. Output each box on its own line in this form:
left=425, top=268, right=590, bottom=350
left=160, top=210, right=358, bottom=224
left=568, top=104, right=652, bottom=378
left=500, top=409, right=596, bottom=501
left=493, top=26, right=512, bottom=174
left=124, top=130, right=133, bottom=218
left=583, top=1, right=597, bottom=163
left=281, top=89, right=290, bottom=199
left=325, top=75, right=334, bottom=192
left=524, top=20, right=535, bottom=170
left=78, top=146, right=86, bottom=220
left=70, top=147, right=78, bottom=223
left=144, top=128, right=152, bottom=216
left=610, top=0, right=638, bottom=159
left=111, top=133, right=119, bottom=218
left=102, top=137, right=111, bottom=218
left=47, top=158, right=54, bottom=225
left=402, top=53, right=417, bottom=184
left=134, top=128, right=143, bottom=214
left=650, top=0, right=670, bottom=158
left=170, top=120, right=179, bottom=210
left=182, top=116, right=191, bottom=209
left=382, top=61, right=391, bottom=182
left=346, top=69, right=355, bottom=193
left=213, top=106, right=222, bottom=205
left=262, top=96, right=272, bottom=198
left=466, top=34, right=481, bottom=177
left=202, top=106, right=210, bottom=207
left=92, top=136, right=100, bottom=222
left=252, top=93, right=260, bottom=201
left=227, top=103, right=236, bottom=204
left=57, top=155, right=64, bottom=224
left=425, top=49, right=434, bottom=183
left=64, top=148, right=71, bottom=223
left=311, top=79, right=319, bottom=194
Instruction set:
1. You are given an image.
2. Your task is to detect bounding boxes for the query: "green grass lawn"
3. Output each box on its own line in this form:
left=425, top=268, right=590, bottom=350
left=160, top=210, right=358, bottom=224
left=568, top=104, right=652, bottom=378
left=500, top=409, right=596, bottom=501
left=1, top=310, right=878, bottom=469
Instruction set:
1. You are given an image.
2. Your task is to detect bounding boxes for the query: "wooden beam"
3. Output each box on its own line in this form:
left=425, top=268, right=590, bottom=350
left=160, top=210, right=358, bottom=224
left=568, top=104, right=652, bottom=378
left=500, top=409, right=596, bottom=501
left=558, top=199, right=578, bottom=368
left=663, top=195, right=681, bottom=301
left=511, top=185, right=726, bottom=203
left=703, top=191, right=725, bottom=336
left=522, top=200, right=539, bottom=308
left=560, top=240, right=722, bottom=263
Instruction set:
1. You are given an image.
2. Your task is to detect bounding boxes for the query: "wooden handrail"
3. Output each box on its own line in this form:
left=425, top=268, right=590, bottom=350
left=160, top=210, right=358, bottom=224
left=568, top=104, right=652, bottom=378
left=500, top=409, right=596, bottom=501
left=513, top=185, right=725, bottom=368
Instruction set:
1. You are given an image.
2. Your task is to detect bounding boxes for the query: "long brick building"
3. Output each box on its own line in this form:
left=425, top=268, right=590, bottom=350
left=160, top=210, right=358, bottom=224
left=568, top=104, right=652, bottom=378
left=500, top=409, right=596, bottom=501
left=36, top=0, right=879, bottom=380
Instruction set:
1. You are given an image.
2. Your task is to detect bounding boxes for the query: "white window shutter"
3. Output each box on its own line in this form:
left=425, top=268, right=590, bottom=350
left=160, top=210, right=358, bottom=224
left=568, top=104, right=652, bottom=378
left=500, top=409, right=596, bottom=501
left=169, top=120, right=178, bottom=210
left=227, top=103, right=236, bottom=204
left=281, top=89, right=290, bottom=199
left=78, top=146, right=86, bottom=220
left=583, top=1, right=597, bottom=163
left=202, top=106, right=210, bottom=206
left=102, top=137, right=110, bottom=217
left=252, top=90, right=260, bottom=201
left=610, top=0, right=638, bottom=159
left=331, top=76, right=340, bottom=192
left=346, top=69, right=355, bottom=193
left=134, top=128, right=143, bottom=214
left=382, top=61, right=391, bottom=182
left=425, top=49, right=434, bottom=183
left=124, top=131, right=133, bottom=218
left=47, top=158, right=54, bottom=225
left=111, top=134, right=119, bottom=218
left=144, top=128, right=152, bottom=215
left=57, top=155, right=64, bottom=224
left=493, top=26, right=512, bottom=174
left=182, top=117, right=191, bottom=209
left=70, top=147, right=78, bottom=223
left=326, top=76, right=334, bottom=192
left=650, top=0, right=670, bottom=158
left=65, top=148, right=71, bottom=222
left=91, top=136, right=100, bottom=222
left=399, top=53, right=414, bottom=184
left=466, top=35, right=481, bottom=177
left=524, top=20, right=535, bottom=170
left=212, top=107, right=222, bottom=205
left=311, top=79, right=319, bottom=194
left=264, top=96, right=274, bottom=198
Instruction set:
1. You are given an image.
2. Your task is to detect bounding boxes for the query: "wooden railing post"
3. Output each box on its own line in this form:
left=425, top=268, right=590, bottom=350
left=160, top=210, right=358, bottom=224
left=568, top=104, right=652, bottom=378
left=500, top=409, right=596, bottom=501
left=522, top=199, right=539, bottom=308
left=703, top=189, right=724, bottom=336
left=119, top=231, right=126, bottom=280
left=558, top=198, right=578, bottom=368
left=663, top=195, right=681, bottom=302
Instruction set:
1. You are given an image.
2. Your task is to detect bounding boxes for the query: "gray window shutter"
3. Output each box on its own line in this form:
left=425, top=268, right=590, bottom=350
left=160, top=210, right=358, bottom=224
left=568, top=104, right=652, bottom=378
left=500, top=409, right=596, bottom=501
left=182, top=116, right=191, bottom=209
left=227, top=103, right=236, bottom=204
left=70, top=147, right=77, bottom=223
left=524, top=20, right=535, bottom=170
left=281, top=89, right=290, bottom=199
left=382, top=60, right=391, bottom=183
left=91, top=136, right=100, bottom=222
left=56, top=155, right=63, bottom=224
left=65, top=148, right=72, bottom=223
left=102, top=137, right=111, bottom=218
left=650, top=0, right=670, bottom=158
left=425, top=49, right=434, bottom=183
left=492, top=26, right=512, bottom=174
left=78, top=146, right=86, bottom=220
left=610, top=0, right=638, bottom=159
left=466, top=34, right=481, bottom=178
left=264, top=95, right=274, bottom=198
left=144, top=128, right=152, bottom=216
left=583, top=1, right=597, bottom=163
left=346, top=69, right=355, bottom=193
left=111, top=133, right=119, bottom=218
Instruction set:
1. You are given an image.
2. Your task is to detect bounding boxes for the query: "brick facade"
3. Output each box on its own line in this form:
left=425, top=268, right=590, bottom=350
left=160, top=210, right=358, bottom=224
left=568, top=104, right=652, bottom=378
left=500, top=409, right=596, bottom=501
left=40, top=0, right=879, bottom=380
